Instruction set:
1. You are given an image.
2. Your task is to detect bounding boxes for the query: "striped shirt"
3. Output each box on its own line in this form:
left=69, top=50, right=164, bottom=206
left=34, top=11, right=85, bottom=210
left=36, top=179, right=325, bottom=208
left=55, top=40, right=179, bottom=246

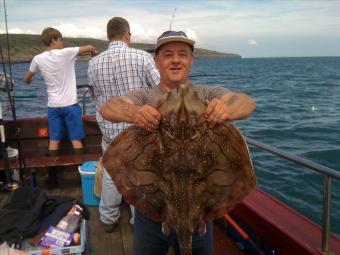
left=126, top=84, right=228, bottom=107
left=88, top=41, right=160, bottom=148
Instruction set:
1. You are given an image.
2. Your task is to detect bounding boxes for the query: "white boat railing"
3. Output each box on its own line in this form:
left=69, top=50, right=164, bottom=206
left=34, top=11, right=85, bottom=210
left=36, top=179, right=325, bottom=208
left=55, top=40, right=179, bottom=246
left=77, top=84, right=94, bottom=115
left=245, top=137, right=340, bottom=255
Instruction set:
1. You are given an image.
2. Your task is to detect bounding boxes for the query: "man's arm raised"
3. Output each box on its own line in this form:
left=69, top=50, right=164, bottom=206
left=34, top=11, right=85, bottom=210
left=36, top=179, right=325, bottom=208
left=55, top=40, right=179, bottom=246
left=78, top=45, right=97, bottom=56
left=23, top=70, right=35, bottom=84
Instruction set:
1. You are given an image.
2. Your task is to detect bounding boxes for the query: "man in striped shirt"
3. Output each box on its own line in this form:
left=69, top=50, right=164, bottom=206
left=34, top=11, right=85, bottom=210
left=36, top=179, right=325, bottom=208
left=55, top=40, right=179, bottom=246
left=99, top=31, right=256, bottom=254
left=88, top=17, right=160, bottom=233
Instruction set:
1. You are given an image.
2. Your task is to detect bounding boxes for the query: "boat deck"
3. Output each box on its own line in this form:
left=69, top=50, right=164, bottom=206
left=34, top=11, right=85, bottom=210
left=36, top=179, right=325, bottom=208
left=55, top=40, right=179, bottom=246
left=0, top=167, right=244, bottom=255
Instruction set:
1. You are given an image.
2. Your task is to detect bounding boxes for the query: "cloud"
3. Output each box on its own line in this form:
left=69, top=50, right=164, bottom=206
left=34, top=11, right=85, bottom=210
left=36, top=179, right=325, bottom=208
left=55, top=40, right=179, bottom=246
left=0, top=28, right=35, bottom=34
left=248, top=39, right=257, bottom=46
left=129, top=22, right=160, bottom=43
left=46, top=21, right=199, bottom=45
left=54, top=23, right=106, bottom=39
left=185, top=28, right=198, bottom=43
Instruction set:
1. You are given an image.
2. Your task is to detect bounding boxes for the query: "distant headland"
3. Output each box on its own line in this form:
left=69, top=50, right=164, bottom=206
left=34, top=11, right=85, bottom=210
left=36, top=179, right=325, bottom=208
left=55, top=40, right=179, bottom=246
left=0, top=34, right=241, bottom=63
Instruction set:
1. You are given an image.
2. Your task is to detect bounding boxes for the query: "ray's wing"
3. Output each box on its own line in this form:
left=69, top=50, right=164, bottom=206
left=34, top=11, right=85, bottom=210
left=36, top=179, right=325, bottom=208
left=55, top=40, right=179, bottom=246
left=102, top=126, right=166, bottom=220
left=196, top=122, right=256, bottom=220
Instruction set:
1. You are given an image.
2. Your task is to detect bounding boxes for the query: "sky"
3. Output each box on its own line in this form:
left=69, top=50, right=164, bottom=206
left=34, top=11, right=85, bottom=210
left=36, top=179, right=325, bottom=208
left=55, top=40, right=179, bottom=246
left=1, top=0, right=340, bottom=58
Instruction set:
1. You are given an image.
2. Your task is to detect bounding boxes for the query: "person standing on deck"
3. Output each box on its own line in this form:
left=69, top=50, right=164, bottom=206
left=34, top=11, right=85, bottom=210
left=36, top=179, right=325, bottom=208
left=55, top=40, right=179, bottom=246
left=99, top=30, right=256, bottom=254
left=87, top=17, right=160, bottom=233
left=23, top=27, right=97, bottom=155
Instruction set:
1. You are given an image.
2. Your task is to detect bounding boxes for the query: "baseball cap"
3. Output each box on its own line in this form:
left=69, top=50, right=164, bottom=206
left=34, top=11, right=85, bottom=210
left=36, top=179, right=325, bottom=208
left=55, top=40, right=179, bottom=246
left=155, top=30, right=195, bottom=53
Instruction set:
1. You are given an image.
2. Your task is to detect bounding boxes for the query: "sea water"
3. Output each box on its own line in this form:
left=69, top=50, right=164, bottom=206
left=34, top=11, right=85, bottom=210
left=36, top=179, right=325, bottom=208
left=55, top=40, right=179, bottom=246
left=1, top=57, right=339, bottom=235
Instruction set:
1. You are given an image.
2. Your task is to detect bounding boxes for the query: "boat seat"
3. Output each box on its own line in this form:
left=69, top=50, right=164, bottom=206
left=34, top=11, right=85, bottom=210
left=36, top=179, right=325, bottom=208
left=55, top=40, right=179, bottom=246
left=0, top=153, right=101, bottom=170
left=1, top=115, right=102, bottom=171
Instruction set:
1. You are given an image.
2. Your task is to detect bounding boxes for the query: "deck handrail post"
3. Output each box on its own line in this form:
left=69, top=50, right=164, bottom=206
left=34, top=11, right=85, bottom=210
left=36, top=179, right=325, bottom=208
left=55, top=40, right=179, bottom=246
left=82, top=89, right=89, bottom=115
left=320, top=175, right=332, bottom=255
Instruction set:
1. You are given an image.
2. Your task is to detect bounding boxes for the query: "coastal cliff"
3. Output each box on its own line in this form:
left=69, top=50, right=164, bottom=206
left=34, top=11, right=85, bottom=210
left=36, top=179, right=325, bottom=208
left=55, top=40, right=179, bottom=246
left=0, top=34, right=241, bottom=63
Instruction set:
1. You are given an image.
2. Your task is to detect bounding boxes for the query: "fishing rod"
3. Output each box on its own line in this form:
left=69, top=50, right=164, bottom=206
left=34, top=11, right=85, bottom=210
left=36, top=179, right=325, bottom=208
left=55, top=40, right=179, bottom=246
left=3, top=0, right=13, bottom=81
left=169, top=8, right=177, bottom=30
left=225, top=214, right=267, bottom=255
left=0, top=44, right=19, bottom=191
left=0, top=92, right=12, bottom=191
left=0, top=0, right=16, bottom=119
left=0, top=0, right=26, bottom=188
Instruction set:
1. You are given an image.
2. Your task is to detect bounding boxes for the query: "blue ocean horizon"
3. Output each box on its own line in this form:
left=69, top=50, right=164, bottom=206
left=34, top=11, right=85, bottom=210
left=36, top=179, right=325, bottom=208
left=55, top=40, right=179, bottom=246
left=2, top=56, right=340, bottom=235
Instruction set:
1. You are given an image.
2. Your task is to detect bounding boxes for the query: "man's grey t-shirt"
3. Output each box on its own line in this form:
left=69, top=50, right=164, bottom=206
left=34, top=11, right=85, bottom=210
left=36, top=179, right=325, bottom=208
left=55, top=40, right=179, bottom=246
left=126, top=84, right=228, bottom=107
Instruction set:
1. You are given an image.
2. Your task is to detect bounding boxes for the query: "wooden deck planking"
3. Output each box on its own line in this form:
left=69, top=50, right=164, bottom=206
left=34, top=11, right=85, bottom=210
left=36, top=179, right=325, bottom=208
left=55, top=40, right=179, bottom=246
left=213, top=223, right=245, bottom=255
left=119, top=205, right=134, bottom=255
left=0, top=154, right=101, bottom=170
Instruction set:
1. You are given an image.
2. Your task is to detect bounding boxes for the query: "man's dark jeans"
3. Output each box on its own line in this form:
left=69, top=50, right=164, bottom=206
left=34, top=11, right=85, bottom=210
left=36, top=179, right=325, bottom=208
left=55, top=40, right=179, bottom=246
left=132, top=209, right=213, bottom=255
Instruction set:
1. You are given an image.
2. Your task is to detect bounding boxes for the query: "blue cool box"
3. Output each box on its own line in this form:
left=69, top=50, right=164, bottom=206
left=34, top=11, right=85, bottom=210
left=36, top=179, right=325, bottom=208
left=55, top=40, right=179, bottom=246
left=78, top=161, right=100, bottom=206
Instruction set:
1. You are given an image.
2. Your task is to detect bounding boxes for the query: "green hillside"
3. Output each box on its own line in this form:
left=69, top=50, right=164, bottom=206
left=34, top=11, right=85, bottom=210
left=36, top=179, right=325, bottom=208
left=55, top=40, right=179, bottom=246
left=0, top=34, right=241, bottom=63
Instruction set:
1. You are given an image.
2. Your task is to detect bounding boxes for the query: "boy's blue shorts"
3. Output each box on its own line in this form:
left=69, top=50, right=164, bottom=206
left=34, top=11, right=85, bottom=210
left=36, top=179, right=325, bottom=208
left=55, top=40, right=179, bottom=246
left=47, top=103, right=85, bottom=141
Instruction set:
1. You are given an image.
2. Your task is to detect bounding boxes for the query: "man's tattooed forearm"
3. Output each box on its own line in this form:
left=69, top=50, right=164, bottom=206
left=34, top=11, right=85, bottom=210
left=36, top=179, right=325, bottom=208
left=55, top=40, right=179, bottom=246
left=226, top=94, right=238, bottom=106
left=117, top=99, right=129, bottom=113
